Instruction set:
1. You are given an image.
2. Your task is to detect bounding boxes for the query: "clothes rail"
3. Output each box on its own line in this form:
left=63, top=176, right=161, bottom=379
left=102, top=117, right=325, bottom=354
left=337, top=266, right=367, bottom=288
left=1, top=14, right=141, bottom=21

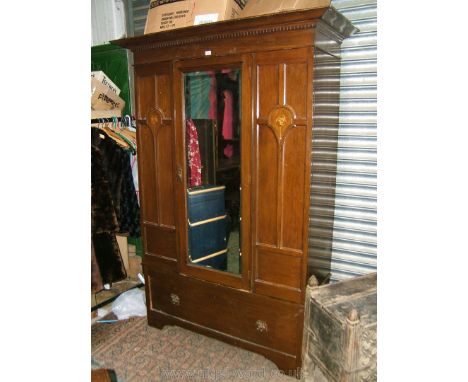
left=91, top=116, right=134, bottom=124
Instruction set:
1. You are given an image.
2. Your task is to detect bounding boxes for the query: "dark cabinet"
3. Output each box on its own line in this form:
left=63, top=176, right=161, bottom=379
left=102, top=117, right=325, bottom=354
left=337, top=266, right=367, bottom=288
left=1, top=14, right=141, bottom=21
left=113, top=6, right=355, bottom=373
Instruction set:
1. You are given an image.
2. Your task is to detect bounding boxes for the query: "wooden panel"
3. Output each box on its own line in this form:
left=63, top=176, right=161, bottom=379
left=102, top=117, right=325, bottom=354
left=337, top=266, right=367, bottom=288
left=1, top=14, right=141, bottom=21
left=257, top=64, right=279, bottom=119
left=137, top=75, right=156, bottom=118
left=256, top=247, right=302, bottom=289
left=146, top=268, right=302, bottom=356
left=155, top=75, right=171, bottom=117
left=256, top=125, right=278, bottom=246
left=285, top=62, right=308, bottom=118
left=136, top=70, right=176, bottom=230
left=137, top=75, right=158, bottom=223
left=254, top=48, right=311, bottom=302
left=255, top=281, right=302, bottom=304
left=142, top=255, right=177, bottom=275
left=155, top=123, right=175, bottom=227
left=281, top=126, right=306, bottom=250
left=154, top=73, right=175, bottom=228
left=144, top=224, right=176, bottom=259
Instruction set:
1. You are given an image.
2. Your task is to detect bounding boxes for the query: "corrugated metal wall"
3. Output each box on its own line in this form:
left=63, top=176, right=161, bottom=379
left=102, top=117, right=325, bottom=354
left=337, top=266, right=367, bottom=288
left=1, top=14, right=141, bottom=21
left=127, top=0, right=150, bottom=36
left=126, top=0, right=377, bottom=283
left=92, top=0, right=127, bottom=46
left=318, top=0, right=377, bottom=282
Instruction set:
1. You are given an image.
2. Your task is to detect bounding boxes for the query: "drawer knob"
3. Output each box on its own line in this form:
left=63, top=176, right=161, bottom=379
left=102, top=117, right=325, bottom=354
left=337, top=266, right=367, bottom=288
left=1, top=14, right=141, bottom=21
left=170, top=293, right=180, bottom=306
left=256, top=320, right=268, bottom=333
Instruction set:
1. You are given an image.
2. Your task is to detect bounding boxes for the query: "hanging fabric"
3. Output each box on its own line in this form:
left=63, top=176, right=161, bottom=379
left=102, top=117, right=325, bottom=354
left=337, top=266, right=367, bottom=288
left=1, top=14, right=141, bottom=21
left=187, top=72, right=211, bottom=119
left=208, top=71, right=217, bottom=120
left=121, top=115, right=139, bottom=203
left=222, top=90, right=234, bottom=140
left=130, top=153, right=139, bottom=204
left=91, top=127, right=141, bottom=237
left=91, top=142, right=126, bottom=284
left=223, top=143, right=234, bottom=159
left=92, top=232, right=127, bottom=284
left=91, top=238, right=104, bottom=293
left=91, top=126, right=141, bottom=285
left=186, top=118, right=202, bottom=187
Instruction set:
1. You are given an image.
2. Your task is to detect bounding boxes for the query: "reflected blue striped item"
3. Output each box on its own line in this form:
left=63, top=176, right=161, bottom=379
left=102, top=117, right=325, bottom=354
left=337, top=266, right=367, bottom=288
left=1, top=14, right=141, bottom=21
left=187, top=185, right=227, bottom=270
left=186, top=72, right=211, bottom=119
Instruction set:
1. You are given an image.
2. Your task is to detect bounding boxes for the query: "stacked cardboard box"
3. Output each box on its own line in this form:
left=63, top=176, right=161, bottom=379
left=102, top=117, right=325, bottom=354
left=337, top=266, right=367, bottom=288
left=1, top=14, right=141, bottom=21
left=144, top=0, right=246, bottom=34
left=91, top=71, right=125, bottom=112
left=240, top=0, right=330, bottom=18
left=127, top=243, right=143, bottom=280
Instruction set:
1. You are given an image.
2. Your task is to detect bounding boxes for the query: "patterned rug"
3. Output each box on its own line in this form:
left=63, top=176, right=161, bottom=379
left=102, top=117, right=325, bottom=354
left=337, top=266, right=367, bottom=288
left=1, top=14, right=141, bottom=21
left=92, top=317, right=297, bottom=382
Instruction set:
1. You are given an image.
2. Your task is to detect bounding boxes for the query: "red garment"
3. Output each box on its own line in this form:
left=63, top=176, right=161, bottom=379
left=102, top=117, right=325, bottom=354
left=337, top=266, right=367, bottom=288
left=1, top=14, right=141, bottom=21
left=222, top=90, right=233, bottom=140
left=186, top=119, right=202, bottom=187
left=223, top=143, right=234, bottom=159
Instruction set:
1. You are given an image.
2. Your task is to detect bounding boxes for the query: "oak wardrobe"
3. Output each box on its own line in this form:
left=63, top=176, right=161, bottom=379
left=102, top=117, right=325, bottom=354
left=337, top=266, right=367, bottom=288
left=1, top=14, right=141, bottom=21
left=114, top=6, right=355, bottom=373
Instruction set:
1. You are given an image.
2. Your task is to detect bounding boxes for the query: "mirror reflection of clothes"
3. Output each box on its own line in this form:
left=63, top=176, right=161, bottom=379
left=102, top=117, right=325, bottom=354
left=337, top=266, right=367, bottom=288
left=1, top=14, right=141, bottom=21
left=187, top=71, right=217, bottom=120
left=186, top=119, right=202, bottom=187
left=222, top=90, right=233, bottom=140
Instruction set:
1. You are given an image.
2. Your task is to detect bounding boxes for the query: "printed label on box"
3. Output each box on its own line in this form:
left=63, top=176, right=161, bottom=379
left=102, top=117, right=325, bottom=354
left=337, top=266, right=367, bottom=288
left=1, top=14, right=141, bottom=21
left=194, top=13, right=219, bottom=25
left=159, top=8, right=191, bottom=30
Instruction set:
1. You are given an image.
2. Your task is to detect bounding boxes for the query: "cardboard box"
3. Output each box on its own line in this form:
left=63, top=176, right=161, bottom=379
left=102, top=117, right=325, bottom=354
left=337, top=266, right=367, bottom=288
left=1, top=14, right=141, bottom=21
left=144, top=0, right=246, bottom=34
left=240, top=0, right=330, bottom=18
left=91, top=71, right=121, bottom=96
left=91, top=77, right=126, bottom=111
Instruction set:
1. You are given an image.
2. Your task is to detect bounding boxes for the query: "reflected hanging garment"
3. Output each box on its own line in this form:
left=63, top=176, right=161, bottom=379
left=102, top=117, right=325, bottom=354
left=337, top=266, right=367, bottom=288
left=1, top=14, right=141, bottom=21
left=186, top=119, right=202, bottom=187
left=223, top=143, right=234, bottom=159
left=208, top=71, right=217, bottom=120
left=188, top=72, right=216, bottom=119
left=222, top=90, right=233, bottom=140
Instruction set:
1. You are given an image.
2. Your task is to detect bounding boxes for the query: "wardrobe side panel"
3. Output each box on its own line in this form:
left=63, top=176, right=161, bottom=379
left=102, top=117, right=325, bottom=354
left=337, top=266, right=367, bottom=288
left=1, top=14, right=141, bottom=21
left=136, top=64, right=177, bottom=260
left=253, top=48, right=312, bottom=303
left=154, top=74, right=175, bottom=228
left=137, top=75, right=157, bottom=224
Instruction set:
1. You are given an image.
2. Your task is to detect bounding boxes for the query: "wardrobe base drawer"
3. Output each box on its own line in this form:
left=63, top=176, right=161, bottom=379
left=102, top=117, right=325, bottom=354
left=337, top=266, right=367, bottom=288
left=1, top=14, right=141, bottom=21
left=146, top=269, right=304, bottom=359
left=148, top=308, right=299, bottom=374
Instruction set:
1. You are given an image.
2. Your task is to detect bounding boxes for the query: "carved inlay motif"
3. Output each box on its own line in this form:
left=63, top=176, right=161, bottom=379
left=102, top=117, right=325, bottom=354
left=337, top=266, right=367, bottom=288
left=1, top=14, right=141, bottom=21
left=267, top=106, right=295, bottom=142
left=170, top=293, right=180, bottom=306
left=256, top=320, right=268, bottom=333
left=147, top=107, right=164, bottom=129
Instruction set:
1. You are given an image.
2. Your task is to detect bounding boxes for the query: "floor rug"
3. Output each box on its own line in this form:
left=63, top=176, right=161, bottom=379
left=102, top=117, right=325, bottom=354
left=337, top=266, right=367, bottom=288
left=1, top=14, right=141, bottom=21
left=92, top=317, right=297, bottom=382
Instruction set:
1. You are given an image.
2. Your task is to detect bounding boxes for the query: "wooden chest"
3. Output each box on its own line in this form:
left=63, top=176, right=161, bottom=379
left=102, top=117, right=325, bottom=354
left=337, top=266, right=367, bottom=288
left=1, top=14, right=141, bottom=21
left=301, top=273, right=377, bottom=381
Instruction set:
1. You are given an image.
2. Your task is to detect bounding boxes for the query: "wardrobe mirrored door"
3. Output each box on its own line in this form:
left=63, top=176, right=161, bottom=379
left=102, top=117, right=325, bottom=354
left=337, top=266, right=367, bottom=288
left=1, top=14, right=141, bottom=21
left=183, top=68, right=242, bottom=274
